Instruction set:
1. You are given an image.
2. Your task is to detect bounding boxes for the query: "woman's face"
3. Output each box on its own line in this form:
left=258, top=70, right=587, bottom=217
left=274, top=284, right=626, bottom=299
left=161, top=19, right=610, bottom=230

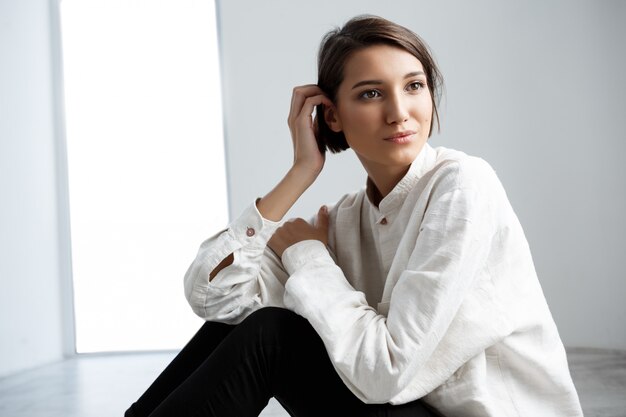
left=327, top=44, right=433, bottom=175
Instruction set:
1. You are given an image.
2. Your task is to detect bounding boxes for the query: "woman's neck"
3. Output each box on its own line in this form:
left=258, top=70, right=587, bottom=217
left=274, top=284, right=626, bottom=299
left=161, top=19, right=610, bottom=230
left=363, top=162, right=411, bottom=207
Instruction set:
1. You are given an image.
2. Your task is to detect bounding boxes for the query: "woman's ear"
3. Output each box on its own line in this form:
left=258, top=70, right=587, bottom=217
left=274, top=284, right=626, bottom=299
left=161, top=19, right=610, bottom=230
left=324, top=104, right=342, bottom=133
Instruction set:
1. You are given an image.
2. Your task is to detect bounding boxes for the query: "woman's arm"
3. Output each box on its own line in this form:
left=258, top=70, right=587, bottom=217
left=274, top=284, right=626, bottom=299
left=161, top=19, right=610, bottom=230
left=281, top=162, right=513, bottom=403
left=205, top=165, right=318, bottom=284
left=206, top=85, right=332, bottom=279
left=183, top=200, right=287, bottom=323
left=183, top=85, right=332, bottom=323
left=250, top=83, right=333, bottom=224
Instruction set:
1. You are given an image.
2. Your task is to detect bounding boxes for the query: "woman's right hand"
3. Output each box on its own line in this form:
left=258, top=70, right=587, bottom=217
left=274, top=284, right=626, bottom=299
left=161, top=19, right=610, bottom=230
left=287, top=85, right=334, bottom=178
left=255, top=85, right=334, bottom=222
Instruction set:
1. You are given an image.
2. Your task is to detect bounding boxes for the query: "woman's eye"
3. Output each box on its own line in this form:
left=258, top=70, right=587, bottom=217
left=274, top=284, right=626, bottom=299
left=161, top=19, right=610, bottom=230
left=360, top=90, right=381, bottom=99
left=407, top=81, right=425, bottom=91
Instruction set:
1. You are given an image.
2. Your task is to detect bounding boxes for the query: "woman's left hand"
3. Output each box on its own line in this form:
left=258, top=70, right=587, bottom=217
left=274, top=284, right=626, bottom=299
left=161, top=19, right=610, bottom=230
left=268, top=205, right=329, bottom=258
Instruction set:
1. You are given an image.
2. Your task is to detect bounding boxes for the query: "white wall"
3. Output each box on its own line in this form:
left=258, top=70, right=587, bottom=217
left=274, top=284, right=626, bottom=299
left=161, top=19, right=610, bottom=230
left=217, top=0, right=626, bottom=349
left=0, top=0, right=68, bottom=377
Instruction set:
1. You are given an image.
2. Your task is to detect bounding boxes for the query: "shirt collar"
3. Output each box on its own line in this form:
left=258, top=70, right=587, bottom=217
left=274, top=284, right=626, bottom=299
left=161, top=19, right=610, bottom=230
left=365, top=142, right=437, bottom=215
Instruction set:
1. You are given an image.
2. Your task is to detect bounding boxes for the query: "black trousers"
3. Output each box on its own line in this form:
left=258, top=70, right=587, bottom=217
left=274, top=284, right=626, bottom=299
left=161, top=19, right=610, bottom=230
left=125, top=307, right=441, bottom=417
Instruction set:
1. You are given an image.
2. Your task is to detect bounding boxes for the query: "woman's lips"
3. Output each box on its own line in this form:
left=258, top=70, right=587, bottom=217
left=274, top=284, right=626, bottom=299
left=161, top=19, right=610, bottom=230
left=384, top=131, right=416, bottom=144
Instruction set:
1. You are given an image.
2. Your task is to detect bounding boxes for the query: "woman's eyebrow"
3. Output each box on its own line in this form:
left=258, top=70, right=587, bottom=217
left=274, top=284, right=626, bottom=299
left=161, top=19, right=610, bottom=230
left=351, top=71, right=426, bottom=89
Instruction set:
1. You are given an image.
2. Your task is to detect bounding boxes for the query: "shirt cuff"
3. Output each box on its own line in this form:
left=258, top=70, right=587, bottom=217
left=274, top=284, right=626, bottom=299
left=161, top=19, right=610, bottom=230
left=281, top=239, right=331, bottom=275
left=228, top=198, right=282, bottom=247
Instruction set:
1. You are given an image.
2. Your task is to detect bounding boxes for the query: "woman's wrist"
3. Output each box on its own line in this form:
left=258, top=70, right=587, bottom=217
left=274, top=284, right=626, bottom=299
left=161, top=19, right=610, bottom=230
left=256, top=165, right=319, bottom=222
left=290, top=163, right=322, bottom=184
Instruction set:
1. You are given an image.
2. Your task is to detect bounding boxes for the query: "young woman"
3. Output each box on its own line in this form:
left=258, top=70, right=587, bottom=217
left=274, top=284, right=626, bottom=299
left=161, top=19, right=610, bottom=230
left=125, top=15, right=583, bottom=417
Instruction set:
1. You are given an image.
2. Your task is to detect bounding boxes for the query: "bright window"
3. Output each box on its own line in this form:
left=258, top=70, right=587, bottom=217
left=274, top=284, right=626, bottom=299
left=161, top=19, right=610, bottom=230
left=60, top=0, right=227, bottom=353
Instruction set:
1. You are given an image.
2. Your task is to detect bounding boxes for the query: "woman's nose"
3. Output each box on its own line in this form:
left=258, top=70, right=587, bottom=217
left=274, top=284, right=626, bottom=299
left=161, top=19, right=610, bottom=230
left=385, top=94, right=410, bottom=125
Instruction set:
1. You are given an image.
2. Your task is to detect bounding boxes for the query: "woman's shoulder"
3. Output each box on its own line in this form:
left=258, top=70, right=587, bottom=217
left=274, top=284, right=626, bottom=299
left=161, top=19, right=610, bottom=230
left=326, top=188, right=366, bottom=216
left=326, top=145, right=502, bottom=215
left=429, top=145, right=500, bottom=193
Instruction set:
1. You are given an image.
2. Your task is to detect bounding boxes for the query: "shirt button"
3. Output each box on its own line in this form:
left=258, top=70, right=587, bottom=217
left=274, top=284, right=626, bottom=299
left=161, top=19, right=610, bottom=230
left=246, top=227, right=256, bottom=237
left=380, top=218, right=387, bottom=225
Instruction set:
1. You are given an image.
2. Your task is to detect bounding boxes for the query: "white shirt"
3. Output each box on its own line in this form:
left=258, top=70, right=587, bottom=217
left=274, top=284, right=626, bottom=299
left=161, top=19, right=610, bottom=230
left=184, top=142, right=584, bottom=416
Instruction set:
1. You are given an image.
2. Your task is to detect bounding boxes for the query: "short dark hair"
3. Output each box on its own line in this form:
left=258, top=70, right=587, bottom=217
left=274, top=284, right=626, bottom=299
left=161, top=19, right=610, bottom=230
left=316, top=15, right=444, bottom=154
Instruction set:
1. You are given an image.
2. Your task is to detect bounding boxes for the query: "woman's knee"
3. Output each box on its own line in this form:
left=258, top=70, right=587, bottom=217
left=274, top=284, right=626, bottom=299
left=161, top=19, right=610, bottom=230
left=244, top=306, right=303, bottom=328
left=191, top=319, right=234, bottom=345
left=238, top=307, right=315, bottom=345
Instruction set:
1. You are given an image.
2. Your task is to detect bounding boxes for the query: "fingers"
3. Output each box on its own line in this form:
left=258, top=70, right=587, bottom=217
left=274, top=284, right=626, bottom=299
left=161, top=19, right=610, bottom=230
left=294, top=95, right=334, bottom=131
left=288, top=85, right=333, bottom=130
left=316, top=205, right=329, bottom=230
left=270, top=210, right=329, bottom=257
left=289, top=85, right=320, bottom=118
left=289, top=85, right=323, bottom=120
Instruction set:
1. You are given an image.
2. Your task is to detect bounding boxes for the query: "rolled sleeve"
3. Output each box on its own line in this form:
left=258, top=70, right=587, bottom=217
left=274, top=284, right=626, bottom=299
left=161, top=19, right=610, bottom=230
left=183, top=198, right=286, bottom=323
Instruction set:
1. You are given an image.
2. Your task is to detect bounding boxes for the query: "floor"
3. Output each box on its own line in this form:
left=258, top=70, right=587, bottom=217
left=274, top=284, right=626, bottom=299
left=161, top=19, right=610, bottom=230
left=0, top=348, right=624, bottom=417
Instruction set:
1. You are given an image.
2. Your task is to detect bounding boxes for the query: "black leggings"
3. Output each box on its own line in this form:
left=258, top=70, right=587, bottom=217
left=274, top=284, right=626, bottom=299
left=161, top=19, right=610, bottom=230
left=125, top=307, right=441, bottom=417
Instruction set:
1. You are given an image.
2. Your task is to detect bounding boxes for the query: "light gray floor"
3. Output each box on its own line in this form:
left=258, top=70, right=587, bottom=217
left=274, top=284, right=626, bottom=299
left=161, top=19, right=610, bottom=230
left=0, top=348, right=624, bottom=417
